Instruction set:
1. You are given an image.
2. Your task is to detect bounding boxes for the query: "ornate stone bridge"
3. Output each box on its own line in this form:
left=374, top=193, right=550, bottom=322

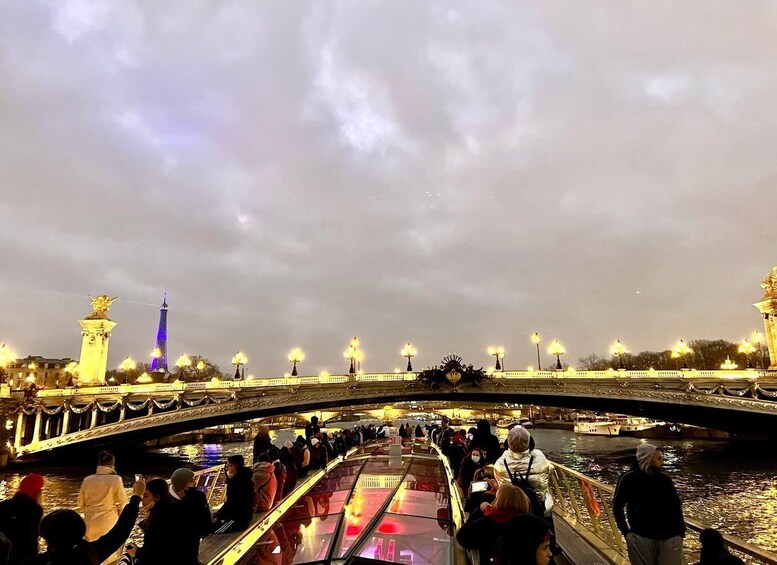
left=3, top=369, right=777, bottom=459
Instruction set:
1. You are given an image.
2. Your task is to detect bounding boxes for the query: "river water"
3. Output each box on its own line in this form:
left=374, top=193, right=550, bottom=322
left=1, top=428, right=775, bottom=552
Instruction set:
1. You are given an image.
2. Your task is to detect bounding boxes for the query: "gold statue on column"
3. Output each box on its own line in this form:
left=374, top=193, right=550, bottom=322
left=760, top=266, right=777, bottom=298
left=86, top=295, right=119, bottom=320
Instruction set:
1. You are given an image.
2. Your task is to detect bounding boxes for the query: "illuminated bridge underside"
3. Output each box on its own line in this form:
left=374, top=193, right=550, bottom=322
left=11, top=370, right=777, bottom=456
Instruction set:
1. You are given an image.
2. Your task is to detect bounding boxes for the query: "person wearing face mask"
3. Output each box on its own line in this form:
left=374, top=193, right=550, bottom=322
left=457, top=448, right=486, bottom=494
left=121, top=478, right=175, bottom=565
left=215, top=455, right=255, bottom=533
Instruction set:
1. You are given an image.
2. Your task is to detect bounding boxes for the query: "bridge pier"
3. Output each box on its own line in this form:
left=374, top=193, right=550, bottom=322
left=62, top=406, right=70, bottom=436
left=31, top=408, right=42, bottom=445
left=14, top=411, right=24, bottom=450
left=90, top=406, right=98, bottom=429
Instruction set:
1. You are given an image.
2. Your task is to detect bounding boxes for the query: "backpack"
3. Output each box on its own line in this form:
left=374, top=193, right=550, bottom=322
left=503, top=456, right=546, bottom=517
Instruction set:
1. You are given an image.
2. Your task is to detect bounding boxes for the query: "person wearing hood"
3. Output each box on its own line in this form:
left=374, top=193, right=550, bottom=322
left=494, top=426, right=553, bottom=515
left=414, top=424, right=424, bottom=438
left=169, top=468, right=212, bottom=564
left=495, top=514, right=554, bottom=565
left=77, top=451, right=128, bottom=543
left=308, top=436, right=328, bottom=470
left=280, top=440, right=298, bottom=497
left=252, top=425, right=272, bottom=464
left=26, top=477, right=145, bottom=565
left=613, top=444, right=685, bottom=565
left=252, top=453, right=279, bottom=512
left=292, top=436, right=311, bottom=478
left=471, top=419, right=501, bottom=464
left=0, top=473, right=44, bottom=565
left=457, top=484, right=531, bottom=563
left=305, top=416, right=320, bottom=440
left=215, top=455, right=255, bottom=532
left=698, top=528, right=744, bottom=565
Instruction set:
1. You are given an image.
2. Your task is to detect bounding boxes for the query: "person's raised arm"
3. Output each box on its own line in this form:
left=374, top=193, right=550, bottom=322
left=92, top=477, right=145, bottom=562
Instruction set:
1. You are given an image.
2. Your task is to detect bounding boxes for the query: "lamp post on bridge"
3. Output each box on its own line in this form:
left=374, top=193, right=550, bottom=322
left=671, top=339, right=693, bottom=370
left=548, top=340, right=565, bottom=371
left=64, top=361, right=78, bottom=387
left=119, top=356, right=136, bottom=384
left=531, top=333, right=542, bottom=371
left=609, top=340, right=628, bottom=369
left=0, top=343, right=17, bottom=385
left=738, top=339, right=756, bottom=369
left=344, top=337, right=361, bottom=375
left=721, top=356, right=738, bottom=370
left=401, top=342, right=417, bottom=372
left=288, top=348, right=305, bottom=376
left=752, top=330, right=766, bottom=369
left=175, top=354, right=191, bottom=382
left=488, top=346, right=505, bottom=371
left=232, top=351, right=247, bottom=380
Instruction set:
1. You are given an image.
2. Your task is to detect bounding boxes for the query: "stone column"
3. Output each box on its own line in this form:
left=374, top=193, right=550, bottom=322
left=90, top=405, right=98, bottom=429
left=119, top=398, right=127, bottom=422
left=14, top=411, right=25, bottom=448
left=62, top=404, right=71, bottom=436
left=753, top=266, right=777, bottom=369
left=32, top=408, right=42, bottom=444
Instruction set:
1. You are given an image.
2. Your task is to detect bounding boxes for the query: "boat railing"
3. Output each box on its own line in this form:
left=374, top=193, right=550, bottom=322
left=192, top=464, right=229, bottom=510
left=549, top=461, right=777, bottom=565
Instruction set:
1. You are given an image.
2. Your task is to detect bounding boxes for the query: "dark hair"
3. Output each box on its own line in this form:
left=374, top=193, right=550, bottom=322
left=256, top=452, right=269, bottom=462
left=700, top=528, right=731, bottom=565
left=227, top=454, right=245, bottom=467
left=144, top=478, right=171, bottom=501
left=97, top=450, right=115, bottom=467
left=267, top=446, right=280, bottom=460
left=0, top=532, right=11, bottom=565
left=40, top=509, right=86, bottom=548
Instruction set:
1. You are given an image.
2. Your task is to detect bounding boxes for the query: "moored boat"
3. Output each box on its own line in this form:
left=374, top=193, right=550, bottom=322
left=573, top=415, right=621, bottom=436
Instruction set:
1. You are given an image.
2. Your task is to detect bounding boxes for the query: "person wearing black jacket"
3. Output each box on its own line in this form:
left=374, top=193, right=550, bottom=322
left=169, top=468, right=212, bottom=564
left=252, top=426, right=272, bottom=464
left=613, top=444, right=685, bottom=565
left=123, top=478, right=176, bottom=565
left=304, top=416, right=320, bottom=440
left=26, top=479, right=144, bottom=565
left=214, top=455, right=254, bottom=533
left=0, top=473, right=44, bottom=565
left=471, top=419, right=502, bottom=464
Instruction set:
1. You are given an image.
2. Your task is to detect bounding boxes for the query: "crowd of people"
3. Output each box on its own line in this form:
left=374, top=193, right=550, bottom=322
left=0, top=417, right=749, bottom=565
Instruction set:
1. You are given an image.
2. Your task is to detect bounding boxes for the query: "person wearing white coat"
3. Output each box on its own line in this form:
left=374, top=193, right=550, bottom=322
left=77, top=451, right=128, bottom=543
left=494, top=426, right=554, bottom=515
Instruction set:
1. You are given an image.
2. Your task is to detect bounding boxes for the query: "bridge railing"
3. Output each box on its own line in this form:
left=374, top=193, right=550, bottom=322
left=192, top=464, right=229, bottom=510
left=549, top=461, right=777, bottom=565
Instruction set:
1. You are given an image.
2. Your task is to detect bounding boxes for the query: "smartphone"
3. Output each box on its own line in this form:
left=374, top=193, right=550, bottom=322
left=470, top=480, right=489, bottom=493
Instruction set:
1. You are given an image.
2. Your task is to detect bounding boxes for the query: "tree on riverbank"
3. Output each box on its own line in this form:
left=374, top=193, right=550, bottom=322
left=577, top=339, right=749, bottom=370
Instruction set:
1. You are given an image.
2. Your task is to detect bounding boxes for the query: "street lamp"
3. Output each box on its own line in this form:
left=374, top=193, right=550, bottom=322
left=548, top=340, right=565, bottom=370
left=288, top=347, right=305, bottom=376
left=232, top=351, right=247, bottom=380
left=670, top=339, right=693, bottom=369
left=64, top=361, right=79, bottom=387
left=119, top=356, right=137, bottom=384
left=738, top=339, right=756, bottom=369
left=194, top=359, right=206, bottom=380
left=531, top=333, right=542, bottom=371
left=344, top=337, right=361, bottom=374
left=401, top=343, right=417, bottom=372
left=751, top=330, right=765, bottom=369
left=488, top=346, right=505, bottom=371
left=609, top=340, right=628, bottom=369
left=0, top=343, right=17, bottom=384
left=175, top=354, right=191, bottom=382
left=721, top=356, right=738, bottom=370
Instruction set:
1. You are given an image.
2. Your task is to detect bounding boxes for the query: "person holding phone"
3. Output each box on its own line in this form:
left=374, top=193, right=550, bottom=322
left=119, top=477, right=175, bottom=565
left=457, top=448, right=486, bottom=494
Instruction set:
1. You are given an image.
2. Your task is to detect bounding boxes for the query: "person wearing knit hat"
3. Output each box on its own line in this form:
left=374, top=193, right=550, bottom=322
left=613, top=444, right=685, bottom=565
left=0, top=474, right=44, bottom=565
left=493, top=426, right=554, bottom=516
left=169, top=467, right=212, bottom=564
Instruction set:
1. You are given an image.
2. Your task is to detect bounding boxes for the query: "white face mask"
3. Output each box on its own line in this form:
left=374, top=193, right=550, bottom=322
left=471, top=455, right=481, bottom=463
left=467, top=434, right=474, bottom=441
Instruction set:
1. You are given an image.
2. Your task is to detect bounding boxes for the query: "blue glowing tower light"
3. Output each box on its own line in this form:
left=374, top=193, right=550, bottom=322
left=150, top=293, right=169, bottom=372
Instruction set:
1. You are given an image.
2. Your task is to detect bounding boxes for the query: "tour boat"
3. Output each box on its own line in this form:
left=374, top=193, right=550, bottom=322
left=616, top=417, right=662, bottom=435
left=573, top=416, right=621, bottom=436
left=496, top=418, right=519, bottom=429
left=323, top=412, right=383, bottom=429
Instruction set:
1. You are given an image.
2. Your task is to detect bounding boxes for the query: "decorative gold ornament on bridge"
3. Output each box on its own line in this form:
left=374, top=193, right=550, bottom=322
left=760, top=266, right=777, bottom=298
left=86, top=295, right=119, bottom=320
left=445, top=370, right=461, bottom=386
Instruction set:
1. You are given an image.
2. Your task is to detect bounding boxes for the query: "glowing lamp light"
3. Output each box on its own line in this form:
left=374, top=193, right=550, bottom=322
left=487, top=346, right=505, bottom=371
left=288, top=347, right=305, bottom=376
left=670, top=339, right=693, bottom=369
left=548, top=340, right=565, bottom=370
left=120, top=356, right=137, bottom=372
left=136, top=372, right=152, bottom=384
left=530, top=333, right=542, bottom=370
left=232, top=350, right=247, bottom=380
left=319, top=370, right=330, bottom=379
left=196, top=360, right=206, bottom=371
left=609, top=340, right=628, bottom=369
left=151, top=347, right=161, bottom=359
left=175, top=354, right=191, bottom=368
left=0, top=343, right=17, bottom=370
left=401, top=342, right=417, bottom=371
left=721, top=356, right=738, bottom=370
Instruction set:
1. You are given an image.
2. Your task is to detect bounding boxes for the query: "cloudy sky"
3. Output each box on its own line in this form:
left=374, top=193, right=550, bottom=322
left=1, top=1, right=776, bottom=376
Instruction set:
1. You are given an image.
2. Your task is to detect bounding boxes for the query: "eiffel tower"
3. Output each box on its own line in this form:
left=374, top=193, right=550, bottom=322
left=150, top=293, right=169, bottom=372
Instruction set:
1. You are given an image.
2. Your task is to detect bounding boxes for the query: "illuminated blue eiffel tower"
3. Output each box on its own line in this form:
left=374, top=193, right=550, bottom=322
left=150, top=293, right=169, bottom=372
